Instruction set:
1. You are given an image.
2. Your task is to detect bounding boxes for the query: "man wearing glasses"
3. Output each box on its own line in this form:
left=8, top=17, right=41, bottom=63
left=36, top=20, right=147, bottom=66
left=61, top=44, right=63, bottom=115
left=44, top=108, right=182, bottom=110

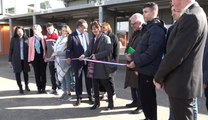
left=124, top=13, right=145, bottom=114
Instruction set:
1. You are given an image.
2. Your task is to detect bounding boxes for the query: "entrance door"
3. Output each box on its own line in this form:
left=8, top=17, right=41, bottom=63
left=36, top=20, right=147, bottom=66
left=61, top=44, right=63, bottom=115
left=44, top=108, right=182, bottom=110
left=0, top=25, right=10, bottom=55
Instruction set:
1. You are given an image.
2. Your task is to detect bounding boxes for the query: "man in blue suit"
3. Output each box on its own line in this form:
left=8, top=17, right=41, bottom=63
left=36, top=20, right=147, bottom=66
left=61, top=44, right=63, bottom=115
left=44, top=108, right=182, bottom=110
left=66, top=19, right=93, bottom=106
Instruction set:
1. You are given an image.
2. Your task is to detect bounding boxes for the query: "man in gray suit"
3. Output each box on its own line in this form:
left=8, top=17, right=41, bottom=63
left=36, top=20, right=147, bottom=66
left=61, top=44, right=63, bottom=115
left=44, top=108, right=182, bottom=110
left=154, top=0, right=208, bottom=119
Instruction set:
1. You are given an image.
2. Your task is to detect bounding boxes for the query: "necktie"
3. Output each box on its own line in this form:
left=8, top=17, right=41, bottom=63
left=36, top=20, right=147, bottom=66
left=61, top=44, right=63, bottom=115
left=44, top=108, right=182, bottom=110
left=80, top=33, right=87, bottom=52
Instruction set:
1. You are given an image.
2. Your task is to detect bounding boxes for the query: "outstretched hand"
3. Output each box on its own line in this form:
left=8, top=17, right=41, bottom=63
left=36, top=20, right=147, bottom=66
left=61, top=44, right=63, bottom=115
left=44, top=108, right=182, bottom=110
left=78, top=54, right=85, bottom=61
left=66, top=58, right=71, bottom=64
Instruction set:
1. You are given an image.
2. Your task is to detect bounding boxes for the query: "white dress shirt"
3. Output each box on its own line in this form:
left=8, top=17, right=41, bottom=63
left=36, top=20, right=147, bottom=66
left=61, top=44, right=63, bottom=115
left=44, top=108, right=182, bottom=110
left=76, top=30, right=87, bottom=52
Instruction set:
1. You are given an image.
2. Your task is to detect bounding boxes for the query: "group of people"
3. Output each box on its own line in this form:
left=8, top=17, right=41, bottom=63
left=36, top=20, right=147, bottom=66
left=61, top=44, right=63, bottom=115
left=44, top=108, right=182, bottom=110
left=8, top=0, right=208, bottom=119
left=8, top=19, right=119, bottom=109
left=9, top=23, right=74, bottom=101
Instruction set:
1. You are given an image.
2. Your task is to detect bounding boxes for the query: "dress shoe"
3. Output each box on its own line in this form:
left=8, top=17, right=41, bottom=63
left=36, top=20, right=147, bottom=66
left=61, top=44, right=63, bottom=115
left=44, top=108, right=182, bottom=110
left=88, top=97, right=94, bottom=105
left=126, top=102, right=137, bottom=108
left=75, top=98, right=81, bottom=106
left=25, top=86, right=30, bottom=91
left=41, top=89, right=47, bottom=94
left=19, top=88, right=24, bottom=94
left=48, top=89, right=57, bottom=95
left=90, top=103, right=100, bottom=110
left=37, top=89, right=42, bottom=94
left=106, top=104, right=114, bottom=110
left=130, top=107, right=143, bottom=114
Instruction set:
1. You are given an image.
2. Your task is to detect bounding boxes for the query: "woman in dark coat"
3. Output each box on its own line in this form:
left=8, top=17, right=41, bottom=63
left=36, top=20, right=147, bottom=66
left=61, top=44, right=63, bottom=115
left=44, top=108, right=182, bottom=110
left=99, top=22, right=119, bottom=97
left=8, top=26, right=30, bottom=94
left=79, top=21, right=113, bottom=110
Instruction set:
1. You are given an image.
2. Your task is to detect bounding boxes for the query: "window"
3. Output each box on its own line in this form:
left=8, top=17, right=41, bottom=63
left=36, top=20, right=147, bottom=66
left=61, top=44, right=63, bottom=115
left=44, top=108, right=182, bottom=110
left=117, top=21, right=129, bottom=54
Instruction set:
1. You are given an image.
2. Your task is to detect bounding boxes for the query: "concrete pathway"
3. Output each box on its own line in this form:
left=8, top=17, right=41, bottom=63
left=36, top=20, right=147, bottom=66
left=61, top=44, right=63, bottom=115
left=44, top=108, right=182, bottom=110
left=0, top=55, right=207, bottom=120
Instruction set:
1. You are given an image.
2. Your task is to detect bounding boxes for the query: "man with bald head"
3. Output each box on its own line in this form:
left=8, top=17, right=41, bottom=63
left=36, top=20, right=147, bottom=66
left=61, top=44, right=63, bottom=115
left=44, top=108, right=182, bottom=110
left=154, top=0, right=208, bottom=119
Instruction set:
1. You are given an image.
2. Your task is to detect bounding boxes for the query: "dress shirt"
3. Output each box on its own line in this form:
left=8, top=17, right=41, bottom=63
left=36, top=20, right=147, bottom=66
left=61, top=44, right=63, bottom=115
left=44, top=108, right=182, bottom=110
left=76, top=30, right=87, bottom=52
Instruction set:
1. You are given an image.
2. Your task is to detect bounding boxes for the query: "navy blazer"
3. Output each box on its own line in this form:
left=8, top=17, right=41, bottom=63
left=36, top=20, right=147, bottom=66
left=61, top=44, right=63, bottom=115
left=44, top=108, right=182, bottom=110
left=66, top=31, right=89, bottom=70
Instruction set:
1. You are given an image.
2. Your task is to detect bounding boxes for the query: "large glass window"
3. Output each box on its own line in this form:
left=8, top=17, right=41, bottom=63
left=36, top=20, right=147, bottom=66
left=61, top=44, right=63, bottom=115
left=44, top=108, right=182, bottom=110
left=117, top=21, right=129, bottom=55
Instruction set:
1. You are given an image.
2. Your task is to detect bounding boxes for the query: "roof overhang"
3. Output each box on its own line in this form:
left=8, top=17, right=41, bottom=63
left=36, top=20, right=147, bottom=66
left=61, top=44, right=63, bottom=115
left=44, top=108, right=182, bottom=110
left=3, top=0, right=208, bottom=26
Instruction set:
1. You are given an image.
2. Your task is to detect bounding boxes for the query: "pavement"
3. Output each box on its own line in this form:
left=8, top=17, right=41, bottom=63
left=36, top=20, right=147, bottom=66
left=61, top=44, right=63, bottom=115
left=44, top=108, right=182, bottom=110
left=0, top=55, right=207, bottom=120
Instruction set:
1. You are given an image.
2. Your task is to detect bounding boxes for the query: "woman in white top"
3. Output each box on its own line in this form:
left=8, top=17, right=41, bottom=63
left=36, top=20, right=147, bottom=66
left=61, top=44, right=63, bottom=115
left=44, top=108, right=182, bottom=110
left=52, top=25, right=73, bottom=101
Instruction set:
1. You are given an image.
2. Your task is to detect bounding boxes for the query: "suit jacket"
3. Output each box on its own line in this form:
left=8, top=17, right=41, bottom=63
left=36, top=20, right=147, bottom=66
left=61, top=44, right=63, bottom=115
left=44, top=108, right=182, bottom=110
left=8, top=37, right=30, bottom=73
left=84, top=33, right=111, bottom=79
left=154, top=2, right=208, bottom=99
left=66, top=30, right=89, bottom=71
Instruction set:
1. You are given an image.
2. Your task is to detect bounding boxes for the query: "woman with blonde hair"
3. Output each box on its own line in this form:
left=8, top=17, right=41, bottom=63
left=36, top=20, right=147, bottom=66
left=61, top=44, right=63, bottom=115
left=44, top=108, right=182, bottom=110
left=52, top=25, right=73, bottom=101
left=100, top=22, right=119, bottom=98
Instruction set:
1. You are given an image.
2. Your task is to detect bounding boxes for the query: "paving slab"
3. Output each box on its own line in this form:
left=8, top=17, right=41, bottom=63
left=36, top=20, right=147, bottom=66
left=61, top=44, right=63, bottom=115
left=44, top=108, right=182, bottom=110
left=0, top=55, right=207, bottom=120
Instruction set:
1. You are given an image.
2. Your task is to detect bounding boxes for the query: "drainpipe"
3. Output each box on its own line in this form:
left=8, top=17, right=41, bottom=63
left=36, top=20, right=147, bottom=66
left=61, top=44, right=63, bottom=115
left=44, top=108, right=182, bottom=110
left=9, top=18, right=13, bottom=40
left=98, top=0, right=104, bottom=23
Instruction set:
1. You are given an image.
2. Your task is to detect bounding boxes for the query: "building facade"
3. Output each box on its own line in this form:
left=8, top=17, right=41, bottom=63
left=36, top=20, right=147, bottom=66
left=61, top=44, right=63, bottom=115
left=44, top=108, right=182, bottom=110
left=0, top=0, right=208, bottom=55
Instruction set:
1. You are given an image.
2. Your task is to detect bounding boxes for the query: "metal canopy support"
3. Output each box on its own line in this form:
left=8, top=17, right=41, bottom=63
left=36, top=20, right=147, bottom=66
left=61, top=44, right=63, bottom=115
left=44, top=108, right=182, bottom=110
left=9, top=18, right=13, bottom=40
left=98, top=6, right=103, bottom=23
left=33, top=15, right=36, bottom=25
left=98, top=0, right=105, bottom=23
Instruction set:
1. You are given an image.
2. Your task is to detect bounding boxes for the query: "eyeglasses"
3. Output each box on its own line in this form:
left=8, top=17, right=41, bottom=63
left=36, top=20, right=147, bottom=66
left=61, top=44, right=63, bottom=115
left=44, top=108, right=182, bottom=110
left=131, top=21, right=141, bottom=26
left=131, top=22, right=137, bottom=26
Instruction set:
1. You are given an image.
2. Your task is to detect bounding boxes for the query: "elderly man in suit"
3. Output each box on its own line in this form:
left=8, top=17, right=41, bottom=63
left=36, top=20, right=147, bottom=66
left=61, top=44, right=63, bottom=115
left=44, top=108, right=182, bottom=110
left=66, top=19, right=93, bottom=106
left=124, top=13, right=144, bottom=114
left=154, top=0, right=208, bottom=119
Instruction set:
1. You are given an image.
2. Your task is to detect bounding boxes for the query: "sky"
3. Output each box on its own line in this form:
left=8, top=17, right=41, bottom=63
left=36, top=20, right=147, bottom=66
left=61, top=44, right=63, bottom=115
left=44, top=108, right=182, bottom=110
left=2, top=0, right=35, bottom=8
left=2, top=0, right=63, bottom=9
left=2, top=0, right=64, bottom=14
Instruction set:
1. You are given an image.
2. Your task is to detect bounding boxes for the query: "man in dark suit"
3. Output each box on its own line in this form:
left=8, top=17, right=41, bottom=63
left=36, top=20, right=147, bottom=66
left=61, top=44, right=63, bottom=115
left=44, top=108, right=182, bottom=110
left=66, top=19, right=92, bottom=106
left=154, top=0, right=208, bottom=119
